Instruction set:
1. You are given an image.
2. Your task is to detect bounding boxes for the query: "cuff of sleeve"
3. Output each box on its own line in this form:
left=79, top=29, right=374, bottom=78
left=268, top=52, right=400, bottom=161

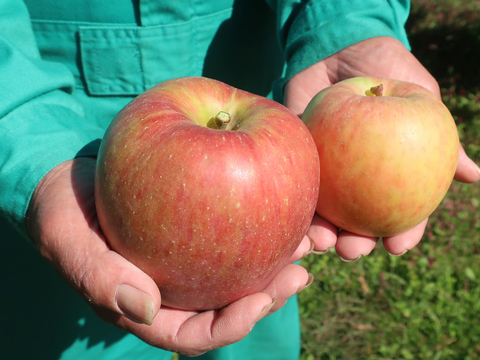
left=273, top=0, right=411, bottom=103
left=0, top=92, right=104, bottom=240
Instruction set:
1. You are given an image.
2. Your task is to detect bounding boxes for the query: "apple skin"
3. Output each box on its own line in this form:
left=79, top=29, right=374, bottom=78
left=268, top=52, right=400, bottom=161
left=302, top=77, right=459, bottom=238
left=95, top=77, right=320, bottom=310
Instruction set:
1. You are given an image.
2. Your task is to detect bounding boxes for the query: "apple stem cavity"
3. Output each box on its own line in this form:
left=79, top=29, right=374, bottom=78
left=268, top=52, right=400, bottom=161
left=207, top=111, right=232, bottom=130
left=365, top=84, right=384, bottom=97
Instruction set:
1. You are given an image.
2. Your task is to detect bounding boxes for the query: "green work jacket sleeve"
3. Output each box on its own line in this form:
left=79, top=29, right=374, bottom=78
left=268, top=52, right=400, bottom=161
left=266, top=0, right=411, bottom=102
left=0, top=0, right=104, bottom=236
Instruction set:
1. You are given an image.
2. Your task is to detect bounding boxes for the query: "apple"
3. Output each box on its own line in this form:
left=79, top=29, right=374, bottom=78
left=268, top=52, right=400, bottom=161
left=302, top=77, right=459, bottom=238
left=95, top=77, right=320, bottom=310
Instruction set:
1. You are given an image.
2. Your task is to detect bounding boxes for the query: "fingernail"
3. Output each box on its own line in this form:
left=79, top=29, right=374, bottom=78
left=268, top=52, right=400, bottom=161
left=340, top=255, right=362, bottom=262
left=116, top=284, right=154, bottom=325
left=305, top=238, right=315, bottom=256
left=389, top=250, right=408, bottom=257
left=295, top=273, right=314, bottom=294
left=255, top=298, right=276, bottom=323
left=305, top=236, right=329, bottom=255
left=311, top=249, right=328, bottom=255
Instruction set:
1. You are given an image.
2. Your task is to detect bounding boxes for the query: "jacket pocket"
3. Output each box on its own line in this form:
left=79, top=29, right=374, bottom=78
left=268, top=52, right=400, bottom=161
left=79, top=22, right=194, bottom=96
left=32, top=8, right=233, bottom=97
left=79, top=8, right=235, bottom=96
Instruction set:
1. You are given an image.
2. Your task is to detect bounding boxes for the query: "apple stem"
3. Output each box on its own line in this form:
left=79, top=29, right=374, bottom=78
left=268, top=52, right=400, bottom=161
left=215, top=111, right=231, bottom=128
left=365, top=84, right=384, bottom=97
left=207, top=111, right=231, bottom=130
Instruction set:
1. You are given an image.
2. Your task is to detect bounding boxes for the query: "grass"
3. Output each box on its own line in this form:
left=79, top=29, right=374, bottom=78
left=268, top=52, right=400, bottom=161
left=299, top=0, right=480, bottom=359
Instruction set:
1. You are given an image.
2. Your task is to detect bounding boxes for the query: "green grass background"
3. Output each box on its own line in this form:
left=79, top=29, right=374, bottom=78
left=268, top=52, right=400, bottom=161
left=299, top=1, right=480, bottom=359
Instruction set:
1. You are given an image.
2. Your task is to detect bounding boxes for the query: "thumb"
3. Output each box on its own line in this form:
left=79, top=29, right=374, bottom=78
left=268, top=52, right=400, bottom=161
left=72, top=241, right=162, bottom=326
left=454, top=145, right=480, bottom=183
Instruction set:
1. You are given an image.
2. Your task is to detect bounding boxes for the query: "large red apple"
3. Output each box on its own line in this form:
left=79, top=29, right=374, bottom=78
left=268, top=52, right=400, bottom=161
left=302, top=77, right=459, bottom=238
left=95, top=77, right=320, bottom=310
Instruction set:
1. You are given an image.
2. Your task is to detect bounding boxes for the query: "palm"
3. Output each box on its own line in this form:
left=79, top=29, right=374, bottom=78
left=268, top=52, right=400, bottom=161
left=285, top=37, right=440, bottom=115
left=284, top=37, right=480, bottom=259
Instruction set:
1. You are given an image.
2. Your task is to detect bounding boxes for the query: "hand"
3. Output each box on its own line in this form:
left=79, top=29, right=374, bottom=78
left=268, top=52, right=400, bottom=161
left=26, top=157, right=312, bottom=356
left=284, top=36, right=480, bottom=261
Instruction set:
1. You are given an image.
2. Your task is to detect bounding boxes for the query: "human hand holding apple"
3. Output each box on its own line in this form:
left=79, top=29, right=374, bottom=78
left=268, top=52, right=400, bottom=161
left=284, top=37, right=480, bottom=260
left=27, top=156, right=314, bottom=357
left=95, top=76, right=320, bottom=310
left=302, top=76, right=459, bottom=238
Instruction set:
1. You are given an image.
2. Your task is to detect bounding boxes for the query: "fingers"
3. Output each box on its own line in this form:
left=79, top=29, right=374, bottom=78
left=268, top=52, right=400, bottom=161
left=334, top=219, right=427, bottom=261
left=131, top=292, right=275, bottom=356
left=334, top=231, right=378, bottom=261
left=322, top=219, right=428, bottom=261
left=117, top=264, right=312, bottom=357
left=306, top=215, right=428, bottom=261
left=289, top=234, right=314, bottom=263
left=305, top=214, right=337, bottom=254
left=304, top=214, right=378, bottom=260
left=176, top=293, right=273, bottom=355
left=262, top=263, right=312, bottom=313
left=454, top=145, right=480, bottom=183
left=382, top=218, right=428, bottom=256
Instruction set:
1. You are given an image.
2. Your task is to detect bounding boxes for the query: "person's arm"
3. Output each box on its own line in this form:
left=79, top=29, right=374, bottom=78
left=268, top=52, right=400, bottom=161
left=1, top=1, right=312, bottom=355
left=0, top=0, right=103, bottom=236
left=266, top=0, right=411, bottom=103
left=266, top=0, right=480, bottom=259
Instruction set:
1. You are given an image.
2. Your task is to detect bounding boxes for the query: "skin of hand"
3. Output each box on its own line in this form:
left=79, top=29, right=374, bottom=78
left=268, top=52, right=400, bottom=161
left=26, top=157, right=313, bottom=356
left=284, top=36, right=480, bottom=261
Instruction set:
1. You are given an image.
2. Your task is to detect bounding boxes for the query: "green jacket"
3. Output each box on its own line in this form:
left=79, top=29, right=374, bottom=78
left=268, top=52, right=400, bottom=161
left=0, top=0, right=410, bottom=359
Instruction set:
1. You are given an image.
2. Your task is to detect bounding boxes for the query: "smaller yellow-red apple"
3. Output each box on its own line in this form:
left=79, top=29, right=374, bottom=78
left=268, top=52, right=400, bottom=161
left=302, top=77, right=459, bottom=237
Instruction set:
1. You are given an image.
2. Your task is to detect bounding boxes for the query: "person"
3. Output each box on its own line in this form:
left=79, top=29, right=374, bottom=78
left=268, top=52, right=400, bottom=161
left=1, top=0, right=478, bottom=359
